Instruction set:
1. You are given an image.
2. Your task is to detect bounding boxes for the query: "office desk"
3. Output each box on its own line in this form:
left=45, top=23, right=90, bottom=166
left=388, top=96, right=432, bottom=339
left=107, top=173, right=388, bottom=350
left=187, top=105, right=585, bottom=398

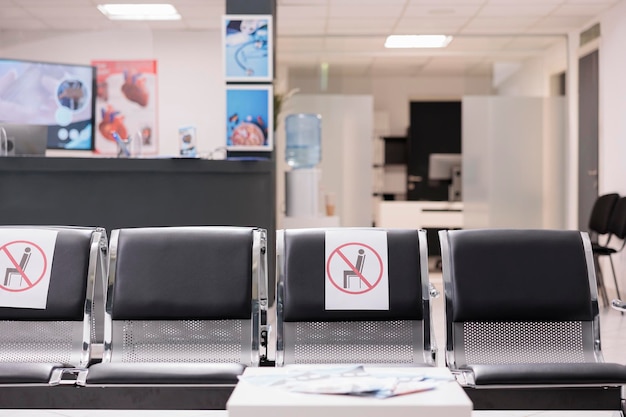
left=227, top=367, right=472, bottom=417
left=378, top=201, right=463, bottom=229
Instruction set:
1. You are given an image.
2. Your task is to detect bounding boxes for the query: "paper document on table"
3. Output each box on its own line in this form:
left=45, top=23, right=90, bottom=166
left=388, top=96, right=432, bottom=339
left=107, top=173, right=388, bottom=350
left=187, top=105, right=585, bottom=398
left=238, top=365, right=453, bottom=398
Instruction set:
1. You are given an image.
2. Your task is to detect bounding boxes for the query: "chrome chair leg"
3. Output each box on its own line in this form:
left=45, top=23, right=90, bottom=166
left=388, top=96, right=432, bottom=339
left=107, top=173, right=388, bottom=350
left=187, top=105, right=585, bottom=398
left=595, top=255, right=610, bottom=306
left=608, top=256, right=622, bottom=300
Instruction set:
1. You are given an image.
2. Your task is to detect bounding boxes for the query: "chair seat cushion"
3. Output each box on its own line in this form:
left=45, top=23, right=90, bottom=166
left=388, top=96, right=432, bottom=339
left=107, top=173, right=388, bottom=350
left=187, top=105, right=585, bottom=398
left=466, top=362, right=626, bottom=386
left=0, top=362, right=68, bottom=384
left=85, top=362, right=245, bottom=385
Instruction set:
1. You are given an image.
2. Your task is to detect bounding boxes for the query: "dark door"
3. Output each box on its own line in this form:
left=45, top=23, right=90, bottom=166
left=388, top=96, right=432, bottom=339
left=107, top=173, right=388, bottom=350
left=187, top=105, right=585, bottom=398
left=578, top=50, right=599, bottom=231
left=407, top=101, right=462, bottom=201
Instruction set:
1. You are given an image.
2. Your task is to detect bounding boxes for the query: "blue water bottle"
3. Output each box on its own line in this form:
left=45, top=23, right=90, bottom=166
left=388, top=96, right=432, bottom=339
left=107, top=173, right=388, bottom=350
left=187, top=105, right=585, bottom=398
left=285, top=114, right=321, bottom=169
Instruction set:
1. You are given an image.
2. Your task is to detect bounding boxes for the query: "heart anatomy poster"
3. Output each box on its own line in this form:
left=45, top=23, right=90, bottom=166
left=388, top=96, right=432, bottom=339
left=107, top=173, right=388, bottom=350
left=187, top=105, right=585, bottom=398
left=91, top=60, right=158, bottom=156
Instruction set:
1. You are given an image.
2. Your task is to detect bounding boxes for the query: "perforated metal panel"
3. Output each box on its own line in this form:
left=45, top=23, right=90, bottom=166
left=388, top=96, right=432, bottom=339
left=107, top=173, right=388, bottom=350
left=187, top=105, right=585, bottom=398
left=285, top=320, right=421, bottom=365
left=0, top=321, right=82, bottom=364
left=111, top=319, right=248, bottom=363
left=462, top=321, right=587, bottom=364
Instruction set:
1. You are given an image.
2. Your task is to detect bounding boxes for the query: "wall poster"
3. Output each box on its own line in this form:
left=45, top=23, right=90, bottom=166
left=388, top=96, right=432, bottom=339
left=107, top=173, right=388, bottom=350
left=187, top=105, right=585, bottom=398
left=223, top=15, right=273, bottom=82
left=91, top=59, right=158, bottom=155
left=226, top=84, right=273, bottom=151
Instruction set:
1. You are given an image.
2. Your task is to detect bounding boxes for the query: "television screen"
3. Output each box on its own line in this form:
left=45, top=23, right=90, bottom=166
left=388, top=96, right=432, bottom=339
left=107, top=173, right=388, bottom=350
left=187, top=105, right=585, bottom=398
left=0, top=58, right=96, bottom=151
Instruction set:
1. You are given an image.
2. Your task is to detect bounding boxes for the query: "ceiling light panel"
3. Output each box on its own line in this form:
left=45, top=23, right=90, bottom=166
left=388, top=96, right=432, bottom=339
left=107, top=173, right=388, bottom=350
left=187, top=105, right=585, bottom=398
left=98, top=3, right=181, bottom=20
left=385, top=35, right=452, bottom=48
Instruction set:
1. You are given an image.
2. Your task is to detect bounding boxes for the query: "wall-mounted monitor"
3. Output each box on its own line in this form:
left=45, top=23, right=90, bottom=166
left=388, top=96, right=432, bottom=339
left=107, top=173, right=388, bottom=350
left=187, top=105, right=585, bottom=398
left=0, top=58, right=96, bottom=151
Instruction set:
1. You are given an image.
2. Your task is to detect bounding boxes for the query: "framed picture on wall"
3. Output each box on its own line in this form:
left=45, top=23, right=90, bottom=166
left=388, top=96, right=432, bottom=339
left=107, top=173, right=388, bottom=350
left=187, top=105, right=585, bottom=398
left=223, top=14, right=273, bottom=81
left=91, top=59, right=158, bottom=155
left=226, top=84, right=273, bottom=151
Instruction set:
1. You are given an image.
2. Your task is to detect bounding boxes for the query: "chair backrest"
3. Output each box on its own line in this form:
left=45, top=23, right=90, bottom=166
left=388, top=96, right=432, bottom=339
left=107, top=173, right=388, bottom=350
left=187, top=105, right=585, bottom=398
left=439, top=229, right=601, bottom=370
left=588, top=193, right=619, bottom=238
left=0, top=226, right=106, bottom=367
left=103, top=226, right=267, bottom=366
left=607, top=196, right=626, bottom=241
left=276, top=227, right=434, bottom=366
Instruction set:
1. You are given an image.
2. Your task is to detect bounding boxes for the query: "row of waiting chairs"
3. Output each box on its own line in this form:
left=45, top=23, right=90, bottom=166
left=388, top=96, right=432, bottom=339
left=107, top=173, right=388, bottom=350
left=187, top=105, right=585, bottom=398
left=0, top=225, right=625, bottom=413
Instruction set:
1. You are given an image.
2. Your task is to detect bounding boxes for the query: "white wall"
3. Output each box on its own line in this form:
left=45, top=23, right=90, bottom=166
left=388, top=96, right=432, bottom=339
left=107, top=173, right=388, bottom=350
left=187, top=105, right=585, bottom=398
left=599, top=1, right=626, bottom=197
left=0, top=29, right=224, bottom=156
left=289, top=74, right=493, bottom=136
left=495, top=38, right=568, bottom=97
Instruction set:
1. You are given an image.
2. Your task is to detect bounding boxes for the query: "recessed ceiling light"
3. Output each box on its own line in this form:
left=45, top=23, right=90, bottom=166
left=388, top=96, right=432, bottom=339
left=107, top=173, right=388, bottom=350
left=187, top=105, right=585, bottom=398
left=97, top=4, right=181, bottom=21
left=384, top=35, right=452, bottom=49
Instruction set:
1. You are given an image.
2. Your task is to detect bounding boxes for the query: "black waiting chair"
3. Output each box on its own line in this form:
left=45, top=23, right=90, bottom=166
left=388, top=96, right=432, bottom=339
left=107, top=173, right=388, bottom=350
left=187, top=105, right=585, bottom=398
left=0, top=226, right=107, bottom=386
left=439, top=228, right=626, bottom=414
left=275, top=227, right=436, bottom=366
left=588, top=193, right=621, bottom=304
left=588, top=193, right=619, bottom=243
left=594, top=196, right=626, bottom=305
left=82, top=226, right=268, bottom=409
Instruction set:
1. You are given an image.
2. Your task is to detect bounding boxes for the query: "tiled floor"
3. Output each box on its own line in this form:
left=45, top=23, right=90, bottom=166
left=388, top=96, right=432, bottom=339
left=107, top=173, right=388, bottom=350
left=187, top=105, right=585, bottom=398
left=0, top=272, right=624, bottom=417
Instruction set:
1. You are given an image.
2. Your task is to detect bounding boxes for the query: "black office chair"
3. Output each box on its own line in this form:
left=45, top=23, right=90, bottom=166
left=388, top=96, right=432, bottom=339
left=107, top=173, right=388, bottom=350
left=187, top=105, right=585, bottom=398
left=0, top=226, right=107, bottom=386
left=82, top=226, right=268, bottom=409
left=588, top=193, right=620, bottom=242
left=275, top=227, right=436, bottom=366
left=588, top=193, right=620, bottom=304
left=439, top=228, right=626, bottom=414
left=594, top=196, right=626, bottom=305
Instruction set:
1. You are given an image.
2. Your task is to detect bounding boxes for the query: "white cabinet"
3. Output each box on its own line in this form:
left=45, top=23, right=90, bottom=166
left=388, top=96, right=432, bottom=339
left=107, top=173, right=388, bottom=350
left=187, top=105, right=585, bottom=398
left=377, top=201, right=463, bottom=230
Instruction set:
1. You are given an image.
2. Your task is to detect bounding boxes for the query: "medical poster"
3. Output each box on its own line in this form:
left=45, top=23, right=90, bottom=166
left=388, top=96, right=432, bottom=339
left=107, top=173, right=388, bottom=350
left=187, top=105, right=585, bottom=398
left=223, top=15, right=273, bottom=81
left=91, top=60, right=158, bottom=155
left=226, top=85, right=273, bottom=151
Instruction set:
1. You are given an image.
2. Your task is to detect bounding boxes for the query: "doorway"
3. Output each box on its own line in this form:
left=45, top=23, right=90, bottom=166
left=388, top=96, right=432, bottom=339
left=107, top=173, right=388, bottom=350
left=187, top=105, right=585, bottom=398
left=578, top=50, right=599, bottom=231
left=407, top=101, right=462, bottom=202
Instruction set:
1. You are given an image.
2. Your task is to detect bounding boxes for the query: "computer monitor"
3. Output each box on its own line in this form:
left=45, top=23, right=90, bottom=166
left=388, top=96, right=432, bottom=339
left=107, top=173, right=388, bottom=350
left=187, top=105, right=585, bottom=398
left=428, top=153, right=462, bottom=180
left=0, top=58, right=96, bottom=151
left=0, top=123, right=48, bottom=156
left=428, top=153, right=462, bottom=201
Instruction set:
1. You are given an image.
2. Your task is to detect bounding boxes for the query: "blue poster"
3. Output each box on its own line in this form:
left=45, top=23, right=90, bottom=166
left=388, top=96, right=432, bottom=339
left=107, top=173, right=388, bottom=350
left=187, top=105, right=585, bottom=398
left=226, top=85, right=273, bottom=151
left=223, top=15, right=273, bottom=81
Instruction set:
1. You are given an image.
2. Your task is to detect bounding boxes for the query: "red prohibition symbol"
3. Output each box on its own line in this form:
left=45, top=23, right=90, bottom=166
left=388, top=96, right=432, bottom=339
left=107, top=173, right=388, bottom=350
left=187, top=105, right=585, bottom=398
left=326, top=242, right=383, bottom=295
left=0, top=240, right=48, bottom=293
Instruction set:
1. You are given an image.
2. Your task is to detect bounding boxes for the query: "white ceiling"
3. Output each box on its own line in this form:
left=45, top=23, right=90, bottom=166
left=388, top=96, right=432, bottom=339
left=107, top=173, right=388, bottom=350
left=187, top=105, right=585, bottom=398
left=0, top=0, right=620, bottom=77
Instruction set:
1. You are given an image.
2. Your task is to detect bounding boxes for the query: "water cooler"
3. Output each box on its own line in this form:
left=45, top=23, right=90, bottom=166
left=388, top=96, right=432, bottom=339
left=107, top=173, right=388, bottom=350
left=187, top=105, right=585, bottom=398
left=285, top=114, right=322, bottom=217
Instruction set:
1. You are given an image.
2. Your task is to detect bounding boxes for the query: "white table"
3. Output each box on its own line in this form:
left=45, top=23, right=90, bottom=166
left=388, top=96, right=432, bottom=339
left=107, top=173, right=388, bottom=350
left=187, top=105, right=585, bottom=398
left=227, top=366, right=472, bottom=417
left=377, top=201, right=463, bottom=229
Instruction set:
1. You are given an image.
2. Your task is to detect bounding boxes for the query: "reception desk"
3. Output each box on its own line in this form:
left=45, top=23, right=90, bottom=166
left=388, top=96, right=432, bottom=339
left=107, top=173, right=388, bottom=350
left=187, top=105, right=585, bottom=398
left=0, top=156, right=276, bottom=297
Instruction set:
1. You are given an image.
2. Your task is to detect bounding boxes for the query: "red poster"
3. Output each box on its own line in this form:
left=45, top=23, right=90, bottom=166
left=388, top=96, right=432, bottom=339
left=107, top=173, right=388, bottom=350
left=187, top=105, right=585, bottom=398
left=91, top=60, right=158, bottom=155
